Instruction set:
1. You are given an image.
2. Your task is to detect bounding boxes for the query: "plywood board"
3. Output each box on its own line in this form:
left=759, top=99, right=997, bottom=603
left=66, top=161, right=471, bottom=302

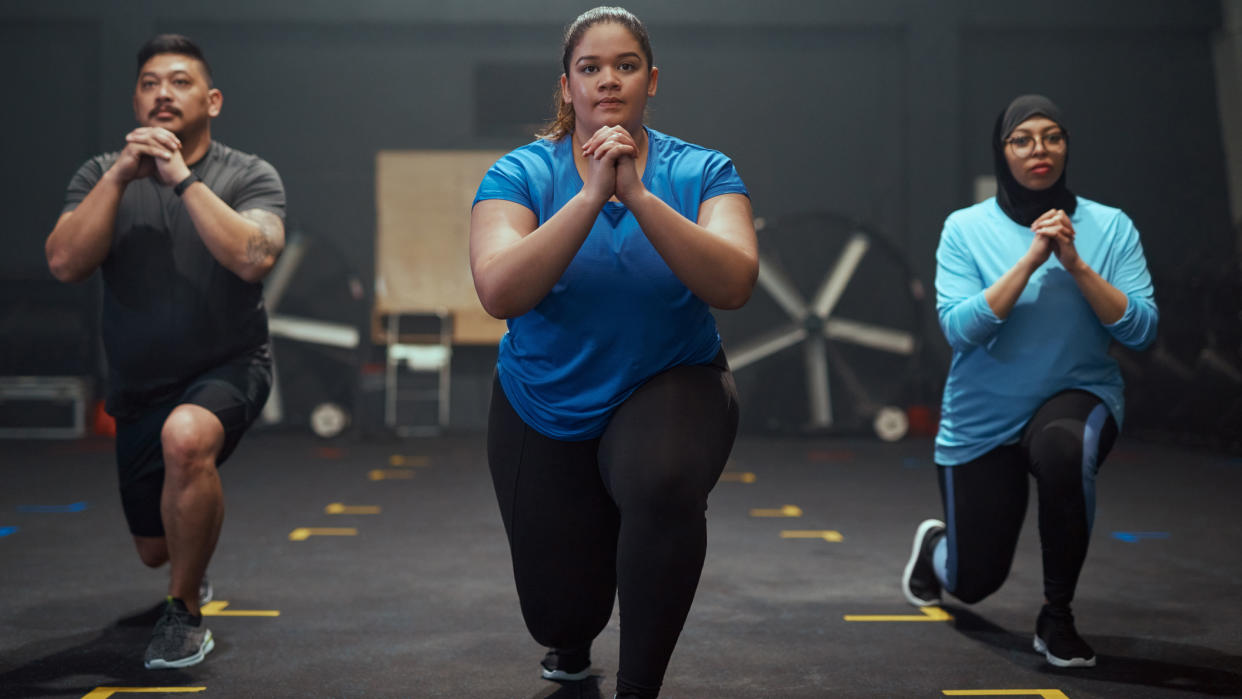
left=375, top=150, right=509, bottom=344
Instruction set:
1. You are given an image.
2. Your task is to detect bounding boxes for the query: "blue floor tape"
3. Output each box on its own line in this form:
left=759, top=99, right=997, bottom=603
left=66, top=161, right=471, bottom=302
left=1112, top=531, right=1170, bottom=543
left=16, top=501, right=88, bottom=513
left=0, top=526, right=17, bottom=538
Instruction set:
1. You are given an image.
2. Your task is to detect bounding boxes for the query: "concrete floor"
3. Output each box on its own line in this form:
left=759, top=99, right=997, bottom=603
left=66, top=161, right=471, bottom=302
left=2, top=432, right=1240, bottom=698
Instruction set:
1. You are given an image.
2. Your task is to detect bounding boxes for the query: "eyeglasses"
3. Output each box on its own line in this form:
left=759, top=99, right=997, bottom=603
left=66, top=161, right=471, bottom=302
left=1004, top=131, right=1066, bottom=157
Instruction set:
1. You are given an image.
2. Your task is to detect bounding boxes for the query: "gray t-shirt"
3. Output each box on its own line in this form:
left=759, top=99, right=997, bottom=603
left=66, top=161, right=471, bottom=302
left=62, top=140, right=286, bottom=417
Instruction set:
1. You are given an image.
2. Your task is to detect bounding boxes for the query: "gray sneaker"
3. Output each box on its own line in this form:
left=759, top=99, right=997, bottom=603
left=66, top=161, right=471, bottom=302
left=198, top=575, right=213, bottom=606
left=144, top=598, right=214, bottom=669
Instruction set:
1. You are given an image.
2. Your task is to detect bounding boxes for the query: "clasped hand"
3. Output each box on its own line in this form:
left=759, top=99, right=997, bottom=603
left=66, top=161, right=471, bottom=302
left=1025, top=208, right=1082, bottom=272
left=580, top=125, right=644, bottom=205
left=112, top=127, right=190, bottom=186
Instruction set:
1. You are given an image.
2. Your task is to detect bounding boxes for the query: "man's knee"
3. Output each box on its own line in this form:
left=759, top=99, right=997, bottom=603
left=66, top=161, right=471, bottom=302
left=133, top=536, right=169, bottom=568
left=160, top=405, right=224, bottom=472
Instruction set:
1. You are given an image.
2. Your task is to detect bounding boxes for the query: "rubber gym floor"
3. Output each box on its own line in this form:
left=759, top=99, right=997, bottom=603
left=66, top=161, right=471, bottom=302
left=2, top=432, right=1240, bottom=698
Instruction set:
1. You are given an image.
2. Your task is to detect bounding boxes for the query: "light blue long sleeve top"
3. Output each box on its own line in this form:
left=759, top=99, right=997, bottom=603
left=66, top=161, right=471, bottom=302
left=934, top=196, right=1158, bottom=465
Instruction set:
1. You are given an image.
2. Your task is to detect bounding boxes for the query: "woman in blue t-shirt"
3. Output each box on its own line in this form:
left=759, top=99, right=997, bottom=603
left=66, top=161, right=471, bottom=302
left=469, top=7, right=757, bottom=698
left=901, top=95, right=1158, bottom=669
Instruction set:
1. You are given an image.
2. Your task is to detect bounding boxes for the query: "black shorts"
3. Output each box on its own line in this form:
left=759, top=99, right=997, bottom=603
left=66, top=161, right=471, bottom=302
left=114, top=351, right=272, bottom=537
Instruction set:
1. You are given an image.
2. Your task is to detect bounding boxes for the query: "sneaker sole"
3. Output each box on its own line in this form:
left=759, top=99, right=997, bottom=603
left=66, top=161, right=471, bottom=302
left=1033, top=634, right=1096, bottom=668
left=902, top=519, right=944, bottom=608
left=541, top=666, right=593, bottom=682
left=144, top=630, right=214, bottom=670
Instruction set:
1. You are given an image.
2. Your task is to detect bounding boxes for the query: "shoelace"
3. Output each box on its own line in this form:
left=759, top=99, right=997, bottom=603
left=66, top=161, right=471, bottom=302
left=154, top=604, right=192, bottom=639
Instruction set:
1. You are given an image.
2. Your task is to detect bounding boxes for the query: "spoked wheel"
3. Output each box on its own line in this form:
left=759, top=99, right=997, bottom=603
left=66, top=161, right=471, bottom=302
left=719, top=212, right=928, bottom=439
left=310, top=401, right=351, bottom=439
left=262, top=228, right=366, bottom=433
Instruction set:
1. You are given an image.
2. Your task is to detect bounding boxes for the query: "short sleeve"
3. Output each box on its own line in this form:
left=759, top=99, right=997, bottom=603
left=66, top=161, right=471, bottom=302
left=701, top=152, right=748, bottom=201
left=473, top=151, right=538, bottom=211
left=62, top=157, right=107, bottom=215
left=233, top=158, right=286, bottom=220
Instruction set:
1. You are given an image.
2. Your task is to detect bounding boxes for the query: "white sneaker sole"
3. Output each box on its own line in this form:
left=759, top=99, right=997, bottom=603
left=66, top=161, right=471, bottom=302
left=1033, top=634, right=1096, bottom=668
left=145, top=630, right=214, bottom=669
left=902, top=518, right=944, bottom=608
left=541, top=667, right=593, bottom=681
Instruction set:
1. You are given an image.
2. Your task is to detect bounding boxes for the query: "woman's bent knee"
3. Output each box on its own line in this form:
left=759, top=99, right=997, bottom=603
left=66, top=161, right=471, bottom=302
left=950, top=569, right=1008, bottom=604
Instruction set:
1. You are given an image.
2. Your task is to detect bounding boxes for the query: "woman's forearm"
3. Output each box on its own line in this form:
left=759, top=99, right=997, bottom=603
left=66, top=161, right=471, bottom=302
left=626, top=191, right=757, bottom=309
left=1064, top=258, right=1128, bottom=325
left=470, top=192, right=606, bottom=318
left=983, top=255, right=1039, bottom=319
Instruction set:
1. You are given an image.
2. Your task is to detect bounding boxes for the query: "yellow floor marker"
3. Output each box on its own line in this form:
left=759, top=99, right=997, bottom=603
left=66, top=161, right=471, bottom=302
left=288, top=527, right=357, bottom=541
left=369, top=469, right=414, bottom=481
left=943, top=691, right=1069, bottom=698
left=388, top=454, right=429, bottom=467
left=201, top=600, right=280, bottom=617
left=844, top=606, right=953, bottom=622
left=750, top=505, right=802, bottom=517
left=780, top=530, right=843, bottom=542
left=325, top=503, right=381, bottom=515
left=719, top=471, right=756, bottom=483
left=83, top=689, right=205, bottom=699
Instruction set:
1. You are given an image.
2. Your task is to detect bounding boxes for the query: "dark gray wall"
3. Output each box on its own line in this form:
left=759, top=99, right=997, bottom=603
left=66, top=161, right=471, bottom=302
left=2, top=1, right=1234, bottom=439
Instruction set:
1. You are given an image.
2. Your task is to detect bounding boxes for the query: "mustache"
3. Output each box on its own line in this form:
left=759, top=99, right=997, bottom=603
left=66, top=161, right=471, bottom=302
left=148, top=105, right=181, bottom=118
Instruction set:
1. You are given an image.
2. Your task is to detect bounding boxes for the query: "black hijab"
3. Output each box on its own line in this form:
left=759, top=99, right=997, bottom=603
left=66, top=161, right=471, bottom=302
left=992, top=94, right=1076, bottom=226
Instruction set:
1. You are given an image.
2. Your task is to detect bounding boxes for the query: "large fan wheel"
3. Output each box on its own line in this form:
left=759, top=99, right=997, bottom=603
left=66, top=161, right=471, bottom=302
left=261, top=227, right=366, bottom=434
left=720, top=212, right=928, bottom=439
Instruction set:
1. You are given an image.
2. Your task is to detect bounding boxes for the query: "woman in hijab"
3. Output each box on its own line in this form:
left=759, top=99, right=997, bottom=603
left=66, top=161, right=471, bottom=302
left=900, top=94, right=1158, bottom=667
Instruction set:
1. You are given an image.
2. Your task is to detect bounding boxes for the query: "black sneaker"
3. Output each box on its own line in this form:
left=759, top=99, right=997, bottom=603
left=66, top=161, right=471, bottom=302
left=902, top=519, right=945, bottom=607
left=144, top=597, right=214, bottom=669
left=1034, top=605, right=1096, bottom=668
left=541, top=647, right=593, bottom=682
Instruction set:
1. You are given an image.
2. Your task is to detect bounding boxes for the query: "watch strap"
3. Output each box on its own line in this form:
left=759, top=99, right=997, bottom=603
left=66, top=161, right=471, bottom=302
left=174, top=172, right=201, bottom=197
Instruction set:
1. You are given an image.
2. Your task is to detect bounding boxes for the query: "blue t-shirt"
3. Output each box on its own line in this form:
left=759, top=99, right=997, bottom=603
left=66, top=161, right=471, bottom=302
left=473, top=127, right=749, bottom=440
left=934, top=196, right=1158, bottom=465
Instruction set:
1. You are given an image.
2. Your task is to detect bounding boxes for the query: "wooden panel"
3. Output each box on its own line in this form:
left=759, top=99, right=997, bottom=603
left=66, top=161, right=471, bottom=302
left=375, top=150, right=508, bottom=344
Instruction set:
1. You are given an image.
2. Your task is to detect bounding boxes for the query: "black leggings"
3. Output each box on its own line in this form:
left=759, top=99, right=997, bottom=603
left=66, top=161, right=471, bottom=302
left=937, top=389, right=1118, bottom=608
left=487, top=354, right=738, bottom=698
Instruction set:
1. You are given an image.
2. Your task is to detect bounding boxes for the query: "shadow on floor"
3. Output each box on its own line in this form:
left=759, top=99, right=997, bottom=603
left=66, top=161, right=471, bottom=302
left=529, top=673, right=606, bottom=699
left=945, top=604, right=1242, bottom=696
left=0, top=602, right=193, bottom=699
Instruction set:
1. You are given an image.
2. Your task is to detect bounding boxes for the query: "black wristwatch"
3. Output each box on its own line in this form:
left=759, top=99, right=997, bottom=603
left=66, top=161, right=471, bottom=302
left=174, top=172, right=201, bottom=197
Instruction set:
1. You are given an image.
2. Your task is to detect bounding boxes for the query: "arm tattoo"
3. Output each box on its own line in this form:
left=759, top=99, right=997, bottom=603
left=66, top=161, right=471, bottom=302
left=241, top=209, right=283, bottom=265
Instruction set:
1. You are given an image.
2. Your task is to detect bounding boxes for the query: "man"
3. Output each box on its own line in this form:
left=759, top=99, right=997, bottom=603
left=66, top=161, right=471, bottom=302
left=45, top=34, right=285, bottom=669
